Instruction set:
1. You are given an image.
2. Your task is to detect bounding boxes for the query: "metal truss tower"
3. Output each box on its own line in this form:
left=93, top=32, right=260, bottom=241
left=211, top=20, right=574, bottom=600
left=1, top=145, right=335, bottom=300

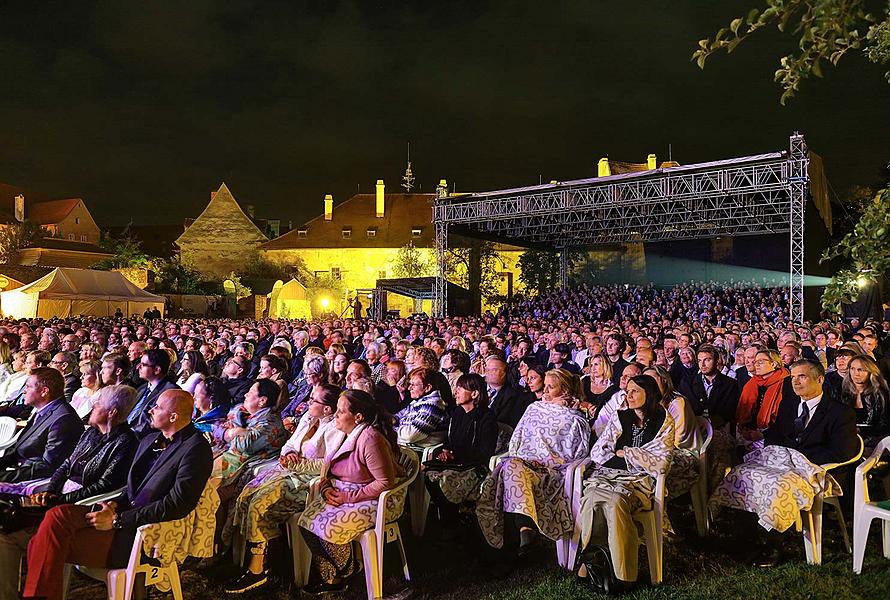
left=433, top=134, right=809, bottom=320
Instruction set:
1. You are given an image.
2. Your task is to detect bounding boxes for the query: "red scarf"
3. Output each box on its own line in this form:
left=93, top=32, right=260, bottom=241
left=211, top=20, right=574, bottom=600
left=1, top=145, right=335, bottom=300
left=736, top=368, right=789, bottom=430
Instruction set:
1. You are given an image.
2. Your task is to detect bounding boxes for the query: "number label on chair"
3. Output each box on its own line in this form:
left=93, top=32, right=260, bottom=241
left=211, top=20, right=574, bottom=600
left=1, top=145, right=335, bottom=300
left=144, top=566, right=162, bottom=586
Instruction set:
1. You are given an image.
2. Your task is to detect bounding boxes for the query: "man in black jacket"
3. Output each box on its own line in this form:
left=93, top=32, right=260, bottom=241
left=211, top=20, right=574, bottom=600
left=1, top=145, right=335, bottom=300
left=128, top=349, right=179, bottom=438
left=0, top=368, right=82, bottom=486
left=678, top=344, right=740, bottom=428
left=23, top=389, right=213, bottom=600
left=485, top=355, right=529, bottom=428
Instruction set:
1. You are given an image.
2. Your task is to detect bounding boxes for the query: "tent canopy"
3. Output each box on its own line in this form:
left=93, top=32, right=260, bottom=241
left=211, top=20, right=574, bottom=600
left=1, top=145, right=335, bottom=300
left=1, top=267, right=165, bottom=319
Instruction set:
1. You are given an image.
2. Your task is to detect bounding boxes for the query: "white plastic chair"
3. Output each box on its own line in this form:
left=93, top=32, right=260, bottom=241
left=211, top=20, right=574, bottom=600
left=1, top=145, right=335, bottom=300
left=562, top=463, right=666, bottom=585
left=853, top=435, right=890, bottom=573
left=798, top=435, right=863, bottom=565
left=356, top=446, right=418, bottom=600
left=689, top=417, right=713, bottom=537
left=61, top=484, right=214, bottom=600
left=0, top=415, right=24, bottom=457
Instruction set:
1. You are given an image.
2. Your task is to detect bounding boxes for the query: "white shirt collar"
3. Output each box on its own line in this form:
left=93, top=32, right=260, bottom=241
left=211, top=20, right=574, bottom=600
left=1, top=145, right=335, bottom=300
left=798, top=393, right=823, bottom=418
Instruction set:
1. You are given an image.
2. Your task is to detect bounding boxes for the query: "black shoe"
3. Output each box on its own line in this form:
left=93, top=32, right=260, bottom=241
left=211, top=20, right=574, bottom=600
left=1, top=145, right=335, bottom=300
left=224, top=570, right=269, bottom=594
left=517, top=528, right=538, bottom=557
left=303, top=579, right=349, bottom=595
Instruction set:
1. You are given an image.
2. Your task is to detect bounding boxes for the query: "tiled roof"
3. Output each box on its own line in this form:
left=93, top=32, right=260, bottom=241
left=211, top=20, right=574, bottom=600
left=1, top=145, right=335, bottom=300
left=28, top=238, right=111, bottom=254
left=260, top=193, right=436, bottom=250
left=0, top=264, right=54, bottom=285
left=0, top=183, right=82, bottom=225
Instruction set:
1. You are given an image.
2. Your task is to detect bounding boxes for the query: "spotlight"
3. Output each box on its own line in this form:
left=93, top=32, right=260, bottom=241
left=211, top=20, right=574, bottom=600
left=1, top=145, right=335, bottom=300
left=320, top=297, right=330, bottom=309
left=857, top=277, right=869, bottom=289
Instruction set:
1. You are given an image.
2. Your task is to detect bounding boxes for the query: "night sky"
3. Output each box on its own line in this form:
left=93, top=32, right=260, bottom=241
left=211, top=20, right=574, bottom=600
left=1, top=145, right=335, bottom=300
left=1, top=1, right=887, bottom=227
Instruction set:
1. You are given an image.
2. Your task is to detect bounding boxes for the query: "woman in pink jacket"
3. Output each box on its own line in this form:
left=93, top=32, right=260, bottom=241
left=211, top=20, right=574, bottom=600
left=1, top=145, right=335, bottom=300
left=298, top=389, right=403, bottom=594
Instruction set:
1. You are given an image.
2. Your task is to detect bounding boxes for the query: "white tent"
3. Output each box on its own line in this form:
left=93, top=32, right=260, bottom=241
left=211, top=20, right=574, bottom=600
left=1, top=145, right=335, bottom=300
left=0, top=268, right=165, bottom=319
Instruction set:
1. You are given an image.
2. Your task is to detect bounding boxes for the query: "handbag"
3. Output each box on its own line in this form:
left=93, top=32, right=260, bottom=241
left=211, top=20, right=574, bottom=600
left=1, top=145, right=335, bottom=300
left=580, top=545, right=619, bottom=596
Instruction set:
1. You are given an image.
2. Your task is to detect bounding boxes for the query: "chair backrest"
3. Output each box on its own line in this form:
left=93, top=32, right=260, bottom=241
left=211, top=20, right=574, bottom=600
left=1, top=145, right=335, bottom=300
left=0, top=416, right=23, bottom=457
left=855, top=435, right=890, bottom=506
left=379, top=446, right=420, bottom=525
left=696, top=416, right=714, bottom=456
left=495, top=423, right=513, bottom=454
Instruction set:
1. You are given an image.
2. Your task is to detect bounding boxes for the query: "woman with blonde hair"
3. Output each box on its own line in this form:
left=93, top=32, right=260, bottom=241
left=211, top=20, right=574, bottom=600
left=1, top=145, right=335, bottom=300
left=476, top=368, right=590, bottom=558
left=842, top=354, right=890, bottom=452
left=70, top=359, right=105, bottom=419
left=0, top=341, right=14, bottom=387
left=581, top=353, right=618, bottom=421
left=735, top=349, right=789, bottom=450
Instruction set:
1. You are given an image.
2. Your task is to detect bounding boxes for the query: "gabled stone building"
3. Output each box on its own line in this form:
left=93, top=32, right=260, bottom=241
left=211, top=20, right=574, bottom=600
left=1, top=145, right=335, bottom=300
left=176, top=183, right=269, bottom=278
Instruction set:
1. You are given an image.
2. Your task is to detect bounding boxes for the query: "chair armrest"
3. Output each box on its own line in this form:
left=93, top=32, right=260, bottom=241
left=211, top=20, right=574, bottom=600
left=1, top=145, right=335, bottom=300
left=421, top=444, right=443, bottom=462
left=565, top=458, right=591, bottom=515
left=74, top=486, right=126, bottom=506
left=489, top=452, right=509, bottom=472
left=820, top=435, right=864, bottom=472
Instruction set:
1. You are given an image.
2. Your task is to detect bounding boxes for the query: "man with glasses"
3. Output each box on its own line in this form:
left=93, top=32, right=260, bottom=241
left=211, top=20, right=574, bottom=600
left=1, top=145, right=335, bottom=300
left=128, top=349, right=178, bottom=438
left=221, top=355, right=252, bottom=404
left=49, top=352, right=80, bottom=404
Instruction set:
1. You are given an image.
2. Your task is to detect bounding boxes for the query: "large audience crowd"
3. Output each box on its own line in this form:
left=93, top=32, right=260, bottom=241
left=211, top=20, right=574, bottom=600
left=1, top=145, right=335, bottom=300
left=0, top=280, right=888, bottom=599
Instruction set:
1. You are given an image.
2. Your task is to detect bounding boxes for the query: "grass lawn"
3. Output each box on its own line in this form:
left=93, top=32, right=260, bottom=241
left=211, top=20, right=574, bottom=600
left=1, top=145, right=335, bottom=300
left=65, top=505, right=890, bottom=600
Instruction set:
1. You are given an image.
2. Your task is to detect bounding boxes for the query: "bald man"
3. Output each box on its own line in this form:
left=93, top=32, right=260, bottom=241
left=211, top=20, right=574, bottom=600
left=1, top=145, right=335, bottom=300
left=24, top=389, right=212, bottom=600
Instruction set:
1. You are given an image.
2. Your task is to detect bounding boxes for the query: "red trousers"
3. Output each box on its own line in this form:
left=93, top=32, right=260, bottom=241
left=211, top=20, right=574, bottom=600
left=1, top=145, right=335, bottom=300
left=24, top=505, right=115, bottom=600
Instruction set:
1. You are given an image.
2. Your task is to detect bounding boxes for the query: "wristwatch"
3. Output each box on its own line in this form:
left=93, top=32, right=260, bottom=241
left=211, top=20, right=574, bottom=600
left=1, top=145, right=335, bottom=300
left=112, top=512, right=124, bottom=530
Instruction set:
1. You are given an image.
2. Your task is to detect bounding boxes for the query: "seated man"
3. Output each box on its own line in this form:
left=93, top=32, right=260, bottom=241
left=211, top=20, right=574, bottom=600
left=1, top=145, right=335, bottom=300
left=0, top=351, right=52, bottom=419
left=128, top=349, right=179, bottom=438
left=23, top=389, right=213, bottom=600
left=49, top=352, right=80, bottom=404
left=484, top=355, right=529, bottom=429
left=0, top=368, right=83, bottom=487
left=0, top=385, right=138, bottom=600
left=710, top=359, right=858, bottom=565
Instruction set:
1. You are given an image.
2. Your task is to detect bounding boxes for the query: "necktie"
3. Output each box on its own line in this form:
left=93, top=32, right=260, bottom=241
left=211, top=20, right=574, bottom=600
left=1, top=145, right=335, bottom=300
left=487, top=387, right=497, bottom=407
left=129, top=386, right=152, bottom=424
left=794, top=402, right=810, bottom=443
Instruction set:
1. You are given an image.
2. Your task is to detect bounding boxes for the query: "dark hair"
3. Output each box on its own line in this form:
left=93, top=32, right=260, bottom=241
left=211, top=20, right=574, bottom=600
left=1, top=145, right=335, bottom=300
left=527, top=363, right=547, bottom=384
left=201, top=376, right=232, bottom=409
left=790, top=358, right=826, bottom=379
left=446, top=349, right=471, bottom=374
left=554, top=342, right=571, bottom=355
left=520, top=355, right=539, bottom=369
left=30, top=367, right=65, bottom=400
left=182, top=350, right=208, bottom=376
left=103, top=352, right=131, bottom=375
left=143, top=348, right=170, bottom=374
left=628, top=374, right=663, bottom=421
left=349, top=359, right=371, bottom=378
left=456, top=373, right=488, bottom=406
left=260, top=353, right=287, bottom=376
left=316, top=383, right=341, bottom=410
left=340, top=389, right=398, bottom=451
left=254, top=378, right=281, bottom=408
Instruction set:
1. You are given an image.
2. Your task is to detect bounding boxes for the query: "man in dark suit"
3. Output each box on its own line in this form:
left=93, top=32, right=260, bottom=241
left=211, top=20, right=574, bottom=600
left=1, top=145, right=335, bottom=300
left=0, top=368, right=82, bottom=486
left=764, top=359, right=859, bottom=466
left=485, top=355, right=529, bottom=428
left=678, top=344, right=740, bottom=428
left=606, top=334, right=629, bottom=385
left=221, top=356, right=253, bottom=404
left=128, top=349, right=179, bottom=438
left=547, top=343, right=582, bottom=375
left=23, top=389, right=213, bottom=600
left=49, top=352, right=80, bottom=404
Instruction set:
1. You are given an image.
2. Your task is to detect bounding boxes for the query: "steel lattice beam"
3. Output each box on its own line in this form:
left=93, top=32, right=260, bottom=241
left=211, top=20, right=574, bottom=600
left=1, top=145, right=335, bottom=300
left=432, top=135, right=809, bottom=320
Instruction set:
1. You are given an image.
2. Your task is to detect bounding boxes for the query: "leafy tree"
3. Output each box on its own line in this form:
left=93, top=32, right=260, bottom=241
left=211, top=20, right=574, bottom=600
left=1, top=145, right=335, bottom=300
left=0, top=219, right=50, bottom=263
left=393, top=241, right=432, bottom=278
left=445, top=241, right=502, bottom=304
left=518, top=250, right=561, bottom=294
left=151, top=258, right=205, bottom=295
left=305, top=273, right=346, bottom=318
left=820, top=186, right=890, bottom=314
left=96, top=228, right=151, bottom=270
left=693, top=0, right=890, bottom=104
left=224, top=271, right=253, bottom=300
left=241, top=253, right=307, bottom=281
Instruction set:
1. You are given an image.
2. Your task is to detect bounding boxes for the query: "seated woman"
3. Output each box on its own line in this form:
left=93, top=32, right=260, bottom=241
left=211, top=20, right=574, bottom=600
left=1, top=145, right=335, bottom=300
left=328, top=351, right=349, bottom=389
left=177, top=349, right=209, bottom=394
left=425, top=374, right=498, bottom=531
left=0, top=385, right=138, bottom=600
left=735, top=349, right=790, bottom=453
left=282, top=355, right=328, bottom=431
left=440, top=349, right=470, bottom=397
left=298, top=390, right=403, bottom=595
left=576, top=375, right=674, bottom=589
left=193, top=376, right=234, bottom=434
left=476, top=369, right=590, bottom=560
left=211, top=379, right=289, bottom=488
left=224, top=384, right=344, bottom=593
left=519, top=364, right=546, bottom=405
left=581, top=353, right=618, bottom=418
left=395, top=367, right=448, bottom=447
left=256, top=353, right=290, bottom=411
left=842, top=354, right=890, bottom=453
left=70, top=359, right=104, bottom=419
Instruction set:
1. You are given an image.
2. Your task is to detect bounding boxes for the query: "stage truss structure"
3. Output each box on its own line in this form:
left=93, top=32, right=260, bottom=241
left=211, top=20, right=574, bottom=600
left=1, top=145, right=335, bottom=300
left=433, top=133, right=809, bottom=321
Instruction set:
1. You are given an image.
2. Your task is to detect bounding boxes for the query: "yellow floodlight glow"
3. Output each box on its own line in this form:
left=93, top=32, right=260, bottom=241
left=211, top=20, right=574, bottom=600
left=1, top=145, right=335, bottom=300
left=319, top=297, right=331, bottom=309
left=857, top=276, right=869, bottom=289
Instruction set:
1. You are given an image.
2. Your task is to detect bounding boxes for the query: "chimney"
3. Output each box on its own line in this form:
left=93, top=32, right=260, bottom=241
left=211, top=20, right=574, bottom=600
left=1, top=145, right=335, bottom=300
left=598, top=158, right=611, bottom=177
left=14, top=194, right=24, bottom=222
left=375, top=179, right=385, bottom=217
left=436, top=179, right=448, bottom=198
left=324, top=194, right=333, bottom=220
left=647, top=153, right=657, bottom=170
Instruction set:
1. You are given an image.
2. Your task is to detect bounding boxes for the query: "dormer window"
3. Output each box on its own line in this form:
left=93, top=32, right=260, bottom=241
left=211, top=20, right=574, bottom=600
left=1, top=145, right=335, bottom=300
left=297, top=228, right=308, bottom=238
left=342, top=228, right=352, bottom=239
left=366, top=228, right=377, bottom=238
left=411, top=227, right=422, bottom=238
left=75, top=217, right=80, bottom=224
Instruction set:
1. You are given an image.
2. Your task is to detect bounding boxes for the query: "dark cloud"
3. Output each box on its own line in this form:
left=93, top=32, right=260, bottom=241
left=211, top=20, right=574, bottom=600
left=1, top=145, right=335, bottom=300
left=0, top=0, right=886, bottom=226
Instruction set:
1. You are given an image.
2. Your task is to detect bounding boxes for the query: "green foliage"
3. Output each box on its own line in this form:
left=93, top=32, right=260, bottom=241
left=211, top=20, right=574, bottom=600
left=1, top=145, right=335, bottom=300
left=0, top=219, right=50, bottom=263
left=241, top=253, right=306, bottom=281
left=518, top=249, right=583, bottom=293
left=224, top=272, right=253, bottom=300
left=151, top=258, right=205, bottom=295
left=305, top=273, right=346, bottom=319
left=445, top=241, right=502, bottom=303
left=96, top=228, right=151, bottom=270
left=820, top=186, right=890, bottom=314
left=693, top=0, right=890, bottom=104
left=393, top=241, right=432, bottom=278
